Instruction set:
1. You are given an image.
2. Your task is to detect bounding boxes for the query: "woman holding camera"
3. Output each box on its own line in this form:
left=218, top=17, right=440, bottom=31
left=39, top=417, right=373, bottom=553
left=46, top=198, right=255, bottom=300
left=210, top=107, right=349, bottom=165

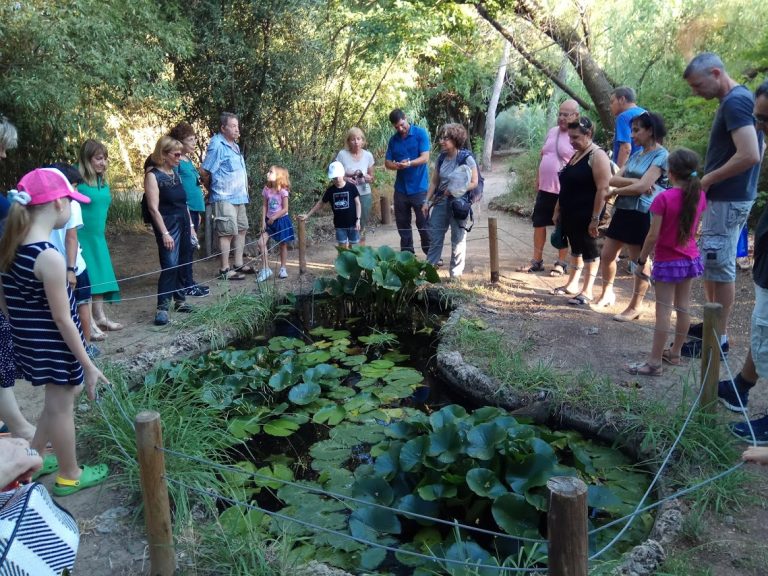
left=336, top=127, right=375, bottom=243
left=422, top=123, right=478, bottom=279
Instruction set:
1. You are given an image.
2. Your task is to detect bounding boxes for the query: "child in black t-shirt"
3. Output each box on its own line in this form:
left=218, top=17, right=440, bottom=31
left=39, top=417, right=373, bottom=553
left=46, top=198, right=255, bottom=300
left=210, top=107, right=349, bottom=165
left=299, top=161, right=361, bottom=247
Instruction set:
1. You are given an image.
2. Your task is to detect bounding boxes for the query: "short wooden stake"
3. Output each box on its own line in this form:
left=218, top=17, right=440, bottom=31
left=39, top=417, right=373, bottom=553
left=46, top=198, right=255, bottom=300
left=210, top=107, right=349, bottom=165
left=380, top=196, right=392, bottom=225
left=204, top=204, right=214, bottom=257
left=547, top=476, right=588, bottom=576
left=700, top=302, right=723, bottom=413
left=488, top=217, right=499, bottom=283
left=298, top=218, right=307, bottom=274
left=135, top=411, right=176, bottom=576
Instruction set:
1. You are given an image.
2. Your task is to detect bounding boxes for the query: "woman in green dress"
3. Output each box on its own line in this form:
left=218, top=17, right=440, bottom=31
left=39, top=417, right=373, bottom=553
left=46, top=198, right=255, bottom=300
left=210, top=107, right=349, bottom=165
left=77, top=140, right=122, bottom=335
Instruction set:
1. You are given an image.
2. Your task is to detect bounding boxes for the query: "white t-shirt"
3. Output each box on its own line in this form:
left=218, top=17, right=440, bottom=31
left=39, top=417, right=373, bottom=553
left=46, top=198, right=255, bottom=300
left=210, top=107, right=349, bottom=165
left=335, top=149, right=374, bottom=196
left=48, top=200, right=86, bottom=273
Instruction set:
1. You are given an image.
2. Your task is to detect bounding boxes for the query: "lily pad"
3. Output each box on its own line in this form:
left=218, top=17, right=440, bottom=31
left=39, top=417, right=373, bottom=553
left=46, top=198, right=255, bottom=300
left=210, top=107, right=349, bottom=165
left=288, top=381, right=322, bottom=405
left=313, top=403, right=346, bottom=425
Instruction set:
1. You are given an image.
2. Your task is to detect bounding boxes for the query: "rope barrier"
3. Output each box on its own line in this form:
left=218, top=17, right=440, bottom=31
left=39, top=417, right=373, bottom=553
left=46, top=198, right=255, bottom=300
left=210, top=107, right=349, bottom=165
left=164, top=475, right=548, bottom=573
left=158, top=446, right=547, bottom=544
left=588, top=349, right=713, bottom=560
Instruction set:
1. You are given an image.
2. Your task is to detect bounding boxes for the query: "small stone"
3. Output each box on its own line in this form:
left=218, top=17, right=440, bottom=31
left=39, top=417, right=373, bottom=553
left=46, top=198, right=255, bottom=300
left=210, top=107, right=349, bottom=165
left=724, top=515, right=735, bottom=525
left=94, top=506, right=131, bottom=534
left=585, top=326, right=599, bottom=335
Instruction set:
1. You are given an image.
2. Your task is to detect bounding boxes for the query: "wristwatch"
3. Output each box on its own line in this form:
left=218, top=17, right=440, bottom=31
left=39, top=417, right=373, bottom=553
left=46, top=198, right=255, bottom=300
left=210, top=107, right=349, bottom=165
left=66, top=266, right=77, bottom=273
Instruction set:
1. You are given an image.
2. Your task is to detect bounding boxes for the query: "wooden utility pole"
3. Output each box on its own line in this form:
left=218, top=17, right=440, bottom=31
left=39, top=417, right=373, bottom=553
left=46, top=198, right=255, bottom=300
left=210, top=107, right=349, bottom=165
left=547, top=476, right=588, bottom=576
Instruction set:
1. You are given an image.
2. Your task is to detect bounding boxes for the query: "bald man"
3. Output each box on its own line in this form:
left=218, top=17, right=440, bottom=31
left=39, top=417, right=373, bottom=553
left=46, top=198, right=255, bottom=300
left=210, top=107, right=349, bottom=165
left=518, top=99, right=579, bottom=276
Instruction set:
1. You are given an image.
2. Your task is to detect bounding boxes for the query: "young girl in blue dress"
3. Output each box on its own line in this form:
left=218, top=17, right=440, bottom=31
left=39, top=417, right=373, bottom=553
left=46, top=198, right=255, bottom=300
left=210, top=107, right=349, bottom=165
left=256, top=166, right=295, bottom=282
left=0, top=168, right=109, bottom=495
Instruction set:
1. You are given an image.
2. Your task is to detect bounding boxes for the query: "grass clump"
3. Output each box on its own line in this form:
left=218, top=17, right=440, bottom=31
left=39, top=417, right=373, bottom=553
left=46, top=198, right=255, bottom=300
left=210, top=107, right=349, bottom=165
left=488, top=148, right=539, bottom=215
left=178, top=288, right=278, bottom=349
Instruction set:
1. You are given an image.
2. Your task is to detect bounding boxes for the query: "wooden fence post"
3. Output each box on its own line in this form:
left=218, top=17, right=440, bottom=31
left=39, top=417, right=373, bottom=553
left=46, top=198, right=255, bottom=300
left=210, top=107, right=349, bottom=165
left=298, top=218, right=307, bottom=274
left=380, top=196, right=392, bottom=225
left=488, top=217, right=499, bottom=283
left=135, top=411, right=176, bottom=576
left=700, top=302, right=723, bottom=413
left=547, top=476, right=588, bottom=576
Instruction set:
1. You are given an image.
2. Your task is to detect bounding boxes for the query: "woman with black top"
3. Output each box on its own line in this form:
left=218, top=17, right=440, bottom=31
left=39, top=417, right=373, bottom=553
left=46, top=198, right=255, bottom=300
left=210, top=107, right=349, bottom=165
left=551, top=117, right=611, bottom=305
left=143, top=136, right=196, bottom=325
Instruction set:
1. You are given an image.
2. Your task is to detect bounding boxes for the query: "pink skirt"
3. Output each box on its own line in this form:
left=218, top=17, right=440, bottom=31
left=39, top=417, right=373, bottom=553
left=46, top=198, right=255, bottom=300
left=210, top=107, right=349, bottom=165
left=652, top=256, right=703, bottom=284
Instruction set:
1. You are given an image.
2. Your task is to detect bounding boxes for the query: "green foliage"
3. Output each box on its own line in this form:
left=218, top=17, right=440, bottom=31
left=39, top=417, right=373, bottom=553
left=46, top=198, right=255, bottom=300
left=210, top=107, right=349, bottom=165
left=494, top=105, right=547, bottom=151
left=313, top=245, right=440, bottom=324
left=489, top=149, right=540, bottom=215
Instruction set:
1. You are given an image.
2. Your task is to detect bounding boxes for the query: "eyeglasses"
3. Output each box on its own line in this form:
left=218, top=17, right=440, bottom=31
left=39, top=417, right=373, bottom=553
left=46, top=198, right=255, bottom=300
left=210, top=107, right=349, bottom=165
left=755, top=114, right=768, bottom=124
left=557, top=112, right=576, bottom=117
left=171, top=152, right=182, bottom=158
left=439, top=135, right=449, bottom=141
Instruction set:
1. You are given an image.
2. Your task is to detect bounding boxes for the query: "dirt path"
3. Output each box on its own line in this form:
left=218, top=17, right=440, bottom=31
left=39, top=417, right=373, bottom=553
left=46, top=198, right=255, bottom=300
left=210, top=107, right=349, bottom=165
left=14, top=161, right=768, bottom=574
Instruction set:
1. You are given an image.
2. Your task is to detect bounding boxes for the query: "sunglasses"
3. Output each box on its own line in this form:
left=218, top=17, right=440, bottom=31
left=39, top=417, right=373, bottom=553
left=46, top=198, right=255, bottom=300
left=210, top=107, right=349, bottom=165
left=170, top=151, right=182, bottom=158
left=567, top=117, right=593, bottom=133
left=756, top=114, right=768, bottom=124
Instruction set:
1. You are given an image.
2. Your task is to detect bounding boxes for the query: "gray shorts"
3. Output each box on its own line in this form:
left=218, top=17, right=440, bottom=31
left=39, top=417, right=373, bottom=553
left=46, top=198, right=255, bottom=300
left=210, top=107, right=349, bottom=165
left=752, top=284, right=768, bottom=378
left=699, top=200, right=752, bottom=282
left=213, top=201, right=249, bottom=237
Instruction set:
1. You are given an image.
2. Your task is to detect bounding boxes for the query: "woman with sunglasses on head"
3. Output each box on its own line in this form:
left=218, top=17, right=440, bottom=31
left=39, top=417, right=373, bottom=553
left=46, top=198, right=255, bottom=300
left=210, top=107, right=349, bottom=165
left=144, top=136, right=196, bottom=326
left=551, top=117, right=611, bottom=305
left=595, top=112, right=669, bottom=321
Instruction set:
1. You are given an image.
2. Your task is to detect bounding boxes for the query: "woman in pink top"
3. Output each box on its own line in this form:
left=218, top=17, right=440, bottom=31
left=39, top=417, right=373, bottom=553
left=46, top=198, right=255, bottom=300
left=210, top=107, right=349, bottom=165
left=625, top=148, right=706, bottom=376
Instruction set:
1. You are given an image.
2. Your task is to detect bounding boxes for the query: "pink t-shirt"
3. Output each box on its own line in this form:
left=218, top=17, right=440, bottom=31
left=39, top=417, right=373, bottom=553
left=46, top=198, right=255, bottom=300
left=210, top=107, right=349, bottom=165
left=650, top=187, right=707, bottom=262
left=537, top=126, right=575, bottom=194
left=262, top=186, right=289, bottom=219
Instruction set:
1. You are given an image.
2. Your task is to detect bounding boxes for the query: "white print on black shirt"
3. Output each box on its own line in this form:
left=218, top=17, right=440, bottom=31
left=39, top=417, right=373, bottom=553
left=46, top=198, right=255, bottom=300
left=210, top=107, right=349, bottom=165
left=333, top=191, right=350, bottom=210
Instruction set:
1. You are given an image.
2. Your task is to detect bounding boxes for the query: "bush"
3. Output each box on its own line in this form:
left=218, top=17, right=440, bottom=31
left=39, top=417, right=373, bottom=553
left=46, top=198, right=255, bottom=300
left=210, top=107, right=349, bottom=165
left=494, top=105, right=547, bottom=151
left=489, top=148, right=540, bottom=214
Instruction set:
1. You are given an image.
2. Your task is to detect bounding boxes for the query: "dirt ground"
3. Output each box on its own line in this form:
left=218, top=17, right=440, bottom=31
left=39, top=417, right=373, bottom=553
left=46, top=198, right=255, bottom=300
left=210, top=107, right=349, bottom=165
left=14, top=160, right=768, bottom=574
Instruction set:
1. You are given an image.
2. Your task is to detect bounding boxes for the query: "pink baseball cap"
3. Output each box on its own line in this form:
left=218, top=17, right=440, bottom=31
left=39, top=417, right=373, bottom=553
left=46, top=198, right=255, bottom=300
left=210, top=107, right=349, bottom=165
left=17, top=168, right=91, bottom=206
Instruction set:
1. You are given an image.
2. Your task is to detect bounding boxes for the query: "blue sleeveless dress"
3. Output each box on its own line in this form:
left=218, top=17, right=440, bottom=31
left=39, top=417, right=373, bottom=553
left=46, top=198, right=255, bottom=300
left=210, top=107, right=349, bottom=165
left=1, top=242, right=84, bottom=386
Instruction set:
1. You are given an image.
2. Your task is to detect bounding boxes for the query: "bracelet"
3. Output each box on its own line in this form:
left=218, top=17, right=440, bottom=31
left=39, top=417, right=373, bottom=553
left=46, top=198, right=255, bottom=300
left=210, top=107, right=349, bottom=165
left=590, top=216, right=599, bottom=222
left=163, top=232, right=171, bottom=237
left=407, top=160, right=412, bottom=167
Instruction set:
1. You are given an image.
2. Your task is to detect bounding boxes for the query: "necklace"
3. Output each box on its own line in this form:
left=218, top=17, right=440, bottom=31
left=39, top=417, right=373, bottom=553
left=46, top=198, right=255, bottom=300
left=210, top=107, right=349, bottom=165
left=159, top=167, right=177, bottom=185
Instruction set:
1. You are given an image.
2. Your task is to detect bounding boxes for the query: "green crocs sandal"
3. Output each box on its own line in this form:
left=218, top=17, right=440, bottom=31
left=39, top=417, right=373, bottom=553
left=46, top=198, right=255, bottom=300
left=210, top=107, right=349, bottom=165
left=52, top=463, right=109, bottom=497
left=31, top=454, right=59, bottom=481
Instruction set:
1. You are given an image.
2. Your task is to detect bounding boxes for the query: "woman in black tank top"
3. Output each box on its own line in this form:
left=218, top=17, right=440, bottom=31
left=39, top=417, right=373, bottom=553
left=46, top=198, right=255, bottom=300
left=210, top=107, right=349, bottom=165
left=551, top=118, right=611, bottom=305
left=143, top=136, right=194, bottom=325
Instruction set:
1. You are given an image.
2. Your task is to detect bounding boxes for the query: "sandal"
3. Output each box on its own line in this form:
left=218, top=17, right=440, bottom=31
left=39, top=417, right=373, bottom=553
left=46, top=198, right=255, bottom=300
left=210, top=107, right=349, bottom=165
left=517, top=259, right=544, bottom=273
left=567, top=294, right=593, bottom=306
left=661, top=349, right=682, bottom=366
left=551, top=286, right=578, bottom=296
left=32, top=454, right=58, bottom=481
left=218, top=268, right=246, bottom=281
left=624, top=362, right=662, bottom=377
left=550, top=261, right=567, bottom=277
left=233, top=263, right=256, bottom=274
left=96, top=318, right=123, bottom=331
left=52, top=463, right=109, bottom=497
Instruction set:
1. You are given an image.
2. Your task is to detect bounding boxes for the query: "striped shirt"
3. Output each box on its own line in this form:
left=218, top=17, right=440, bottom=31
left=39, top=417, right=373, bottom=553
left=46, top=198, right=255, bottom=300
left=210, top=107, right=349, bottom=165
left=1, top=242, right=84, bottom=386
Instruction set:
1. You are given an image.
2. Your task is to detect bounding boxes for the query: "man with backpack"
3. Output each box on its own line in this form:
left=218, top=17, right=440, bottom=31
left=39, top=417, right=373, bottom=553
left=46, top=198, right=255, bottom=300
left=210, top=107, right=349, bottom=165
left=422, top=123, right=482, bottom=278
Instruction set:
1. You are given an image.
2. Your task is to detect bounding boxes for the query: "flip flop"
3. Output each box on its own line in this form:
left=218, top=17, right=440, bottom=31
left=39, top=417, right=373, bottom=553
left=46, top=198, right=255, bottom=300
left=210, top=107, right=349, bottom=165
left=233, top=264, right=256, bottom=274
left=218, top=268, right=246, bottom=281
left=624, top=362, right=662, bottom=377
left=32, top=454, right=59, bottom=481
left=551, top=286, right=578, bottom=296
left=52, top=463, right=109, bottom=497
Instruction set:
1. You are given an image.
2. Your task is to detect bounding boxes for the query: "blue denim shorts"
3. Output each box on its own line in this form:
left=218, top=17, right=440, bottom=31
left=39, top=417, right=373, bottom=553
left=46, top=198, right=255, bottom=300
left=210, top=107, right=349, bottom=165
left=335, top=227, right=360, bottom=245
left=753, top=284, right=768, bottom=378
left=699, top=200, right=752, bottom=282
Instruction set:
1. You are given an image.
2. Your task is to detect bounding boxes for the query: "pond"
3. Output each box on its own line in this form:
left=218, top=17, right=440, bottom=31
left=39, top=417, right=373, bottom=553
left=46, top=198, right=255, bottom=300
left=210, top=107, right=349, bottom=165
left=150, top=297, right=654, bottom=575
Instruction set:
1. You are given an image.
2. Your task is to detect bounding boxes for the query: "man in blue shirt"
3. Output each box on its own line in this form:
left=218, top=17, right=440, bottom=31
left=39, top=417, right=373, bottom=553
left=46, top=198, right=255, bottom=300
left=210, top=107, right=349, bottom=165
left=385, top=109, right=431, bottom=255
left=201, top=112, right=251, bottom=280
left=681, top=53, right=762, bottom=358
left=610, top=87, right=646, bottom=168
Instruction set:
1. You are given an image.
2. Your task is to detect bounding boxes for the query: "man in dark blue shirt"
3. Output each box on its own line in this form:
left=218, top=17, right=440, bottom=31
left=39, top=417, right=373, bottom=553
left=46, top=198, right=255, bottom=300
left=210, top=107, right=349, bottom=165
left=384, top=109, right=431, bottom=255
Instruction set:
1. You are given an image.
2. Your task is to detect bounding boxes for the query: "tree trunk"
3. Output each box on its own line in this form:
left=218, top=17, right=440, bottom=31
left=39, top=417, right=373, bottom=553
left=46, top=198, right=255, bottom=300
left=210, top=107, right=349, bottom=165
left=482, top=40, right=510, bottom=171
left=546, top=58, right=569, bottom=128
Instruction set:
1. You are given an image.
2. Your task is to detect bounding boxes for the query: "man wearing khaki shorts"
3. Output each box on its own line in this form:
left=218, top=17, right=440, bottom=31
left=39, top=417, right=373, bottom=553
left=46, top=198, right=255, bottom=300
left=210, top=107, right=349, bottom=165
left=681, top=53, right=762, bottom=357
left=201, top=112, right=251, bottom=280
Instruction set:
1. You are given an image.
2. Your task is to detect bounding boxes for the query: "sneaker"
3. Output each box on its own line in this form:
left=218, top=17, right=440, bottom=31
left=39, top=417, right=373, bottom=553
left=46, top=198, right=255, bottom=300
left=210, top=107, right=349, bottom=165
left=185, top=285, right=210, bottom=298
left=154, top=310, right=169, bottom=326
left=718, top=377, right=751, bottom=413
left=86, top=343, right=101, bottom=359
left=175, top=302, right=194, bottom=313
left=680, top=338, right=728, bottom=359
left=729, top=414, right=768, bottom=444
left=256, top=268, right=273, bottom=282
left=278, top=267, right=288, bottom=279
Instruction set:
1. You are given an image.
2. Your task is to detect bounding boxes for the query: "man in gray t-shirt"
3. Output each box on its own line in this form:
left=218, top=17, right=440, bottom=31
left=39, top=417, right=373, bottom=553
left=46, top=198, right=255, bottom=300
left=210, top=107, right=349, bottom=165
left=681, top=53, right=763, bottom=358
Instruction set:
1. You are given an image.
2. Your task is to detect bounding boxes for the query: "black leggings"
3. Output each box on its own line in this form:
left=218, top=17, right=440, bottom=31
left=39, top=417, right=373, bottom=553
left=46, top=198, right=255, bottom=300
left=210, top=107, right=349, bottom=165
left=561, top=211, right=599, bottom=262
